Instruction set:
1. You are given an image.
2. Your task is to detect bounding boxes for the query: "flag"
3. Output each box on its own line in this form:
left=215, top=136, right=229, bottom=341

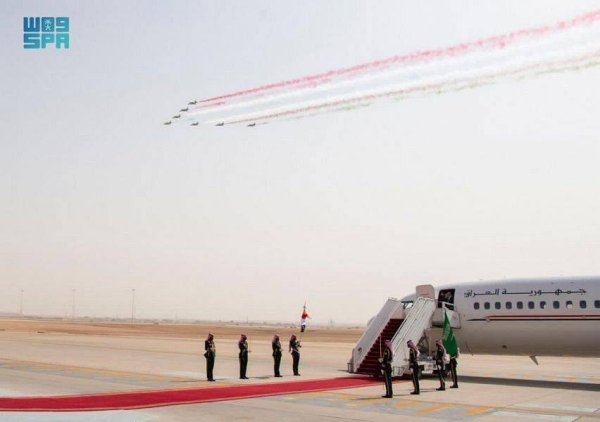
left=442, top=310, right=458, bottom=357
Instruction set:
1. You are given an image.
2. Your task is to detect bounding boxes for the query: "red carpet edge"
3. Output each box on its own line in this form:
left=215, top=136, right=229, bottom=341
left=0, top=376, right=383, bottom=412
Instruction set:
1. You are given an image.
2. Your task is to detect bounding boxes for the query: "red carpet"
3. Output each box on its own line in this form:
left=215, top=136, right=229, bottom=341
left=0, top=376, right=380, bottom=412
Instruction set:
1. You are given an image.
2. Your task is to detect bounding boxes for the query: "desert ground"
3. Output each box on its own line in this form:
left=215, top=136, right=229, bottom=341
left=0, top=318, right=598, bottom=422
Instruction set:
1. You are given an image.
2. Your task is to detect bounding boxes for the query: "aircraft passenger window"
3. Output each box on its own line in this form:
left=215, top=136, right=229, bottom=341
left=506, top=301, right=512, bottom=310
left=566, top=301, right=573, bottom=309
left=517, top=301, right=523, bottom=309
left=540, top=301, right=547, bottom=309
left=528, top=301, right=535, bottom=309
left=474, top=302, right=480, bottom=310
left=595, top=300, right=600, bottom=309
left=484, top=302, right=490, bottom=310
left=580, top=300, right=587, bottom=309
left=495, top=302, right=501, bottom=310
left=553, top=301, right=560, bottom=309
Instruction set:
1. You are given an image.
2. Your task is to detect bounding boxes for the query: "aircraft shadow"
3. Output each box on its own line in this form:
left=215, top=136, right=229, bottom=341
left=460, top=375, right=600, bottom=392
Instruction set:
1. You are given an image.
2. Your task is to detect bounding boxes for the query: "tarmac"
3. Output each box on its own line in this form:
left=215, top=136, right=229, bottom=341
left=0, top=328, right=598, bottom=421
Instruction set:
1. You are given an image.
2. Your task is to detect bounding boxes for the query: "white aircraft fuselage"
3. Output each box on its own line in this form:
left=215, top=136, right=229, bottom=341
left=401, top=276, right=600, bottom=357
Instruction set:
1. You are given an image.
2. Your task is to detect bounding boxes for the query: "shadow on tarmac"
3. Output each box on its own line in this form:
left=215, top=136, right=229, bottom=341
left=461, top=375, right=600, bottom=392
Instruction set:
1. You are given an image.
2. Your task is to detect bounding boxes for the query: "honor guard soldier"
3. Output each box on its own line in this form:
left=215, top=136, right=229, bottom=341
left=289, top=334, right=301, bottom=376
left=238, top=334, right=249, bottom=379
left=204, top=333, right=216, bottom=382
left=272, top=334, right=283, bottom=377
left=406, top=340, right=420, bottom=395
left=435, top=339, right=446, bottom=391
left=449, top=347, right=459, bottom=388
left=381, top=339, right=394, bottom=398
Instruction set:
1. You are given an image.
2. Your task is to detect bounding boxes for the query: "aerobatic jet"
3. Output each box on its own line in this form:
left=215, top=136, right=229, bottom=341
left=172, top=114, right=181, bottom=119
left=247, top=123, right=256, bottom=127
left=191, top=122, right=199, bottom=126
left=163, top=121, right=172, bottom=125
left=216, top=122, right=224, bottom=126
left=180, top=107, right=189, bottom=112
left=188, top=100, right=197, bottom=105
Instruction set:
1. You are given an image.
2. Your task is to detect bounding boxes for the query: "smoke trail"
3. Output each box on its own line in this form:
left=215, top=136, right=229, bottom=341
left=168, top=9, right=600, bottom=127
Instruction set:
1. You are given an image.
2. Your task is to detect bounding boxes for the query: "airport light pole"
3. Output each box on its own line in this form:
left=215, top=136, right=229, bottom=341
left=131, top=288, right=136, bottom=322
left=72, top=289, right=76, bottom=319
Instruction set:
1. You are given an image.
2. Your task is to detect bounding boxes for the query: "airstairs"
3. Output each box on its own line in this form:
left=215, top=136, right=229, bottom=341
left=348, top=292, right=440, bottom=377
left=389, top=297, right=437, bottom=376
left=348, top=298, right=405, bottom=376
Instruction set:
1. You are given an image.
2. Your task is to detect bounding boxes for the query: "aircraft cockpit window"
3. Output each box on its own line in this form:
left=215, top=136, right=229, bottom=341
left=528, top=301, right=535, bottom=309
left=484, top=302, right=490, bottom=310
left=517, top=301, right=523, bottom=309
left=580, top=300, right=587, bottom=309
left=494, top=302, right=501, bottom=310
left=566, top=301, right=573, bottom=309
left=474, top=302, right=480, bottom=310
left=540, top=301, right=547, bottom=309
left=595, top=300, right=600, bottom=309
left=505, top=301, right=512, bottom=310
left=553, top=301, right=560, bottom=309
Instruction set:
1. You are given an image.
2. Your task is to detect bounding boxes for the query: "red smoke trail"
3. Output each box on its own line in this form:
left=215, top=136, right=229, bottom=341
left=198, top=9, right=600, bottom=105
left=226, top=50, right=600, bottom=125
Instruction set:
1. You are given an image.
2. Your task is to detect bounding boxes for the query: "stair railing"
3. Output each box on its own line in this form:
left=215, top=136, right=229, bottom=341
left=349, top=298, right=404, bottom=373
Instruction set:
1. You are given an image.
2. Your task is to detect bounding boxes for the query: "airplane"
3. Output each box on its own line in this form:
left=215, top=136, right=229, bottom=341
left=191, top=122, right=199, bottom=126
left=188, top=100, right=197, bottom=105
left=163, top=121, right=172, bottom=125
left=247, top=123, right=256, bottom=127
left=350, top=276, right=600, bottom=377
left=172, top=114, right=181, bottom=119
left=400, top=276, right=600, bottom=357
left=216, top=122, right=224, bottom=126
left=180, top=107, right=189, bottom=112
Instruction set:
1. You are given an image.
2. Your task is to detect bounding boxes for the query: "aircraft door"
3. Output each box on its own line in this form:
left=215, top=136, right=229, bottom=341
left=416, top=284, right=435, bottom=300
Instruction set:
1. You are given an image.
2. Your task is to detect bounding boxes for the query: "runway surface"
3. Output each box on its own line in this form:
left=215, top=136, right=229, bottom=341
left=0, top=322, right=598, bottom=421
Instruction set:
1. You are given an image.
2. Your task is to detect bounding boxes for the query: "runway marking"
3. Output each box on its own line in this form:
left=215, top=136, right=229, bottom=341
left=492, top=410, right=578, bottom=421
left=415, top=403, right=454, bottom=414
left=347, top=397, right=390, bottom=406
left=520, top=403, right=599, bottom=413
left=392, top=400, right=418, bottom=408
left=465, top=405, right=492, bottom=415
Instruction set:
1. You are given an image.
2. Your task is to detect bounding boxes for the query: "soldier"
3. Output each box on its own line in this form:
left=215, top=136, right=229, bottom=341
left=204, top=333, right=216, bottom=382
left=449, top=347, right=459, bottom=388
left=406, top=340, right=420, bottom=395
left=381, top=339, right=394, bottom=398
left=289, top=334, right=301, bottom=376
left=272, top=334, right=283, bottom=377
left=434, top=339, right=446, bottom=391
left=238, top=334, right=249, bottom=379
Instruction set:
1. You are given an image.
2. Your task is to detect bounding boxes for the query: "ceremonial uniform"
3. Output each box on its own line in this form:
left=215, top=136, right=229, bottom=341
left=408, top=341, right=420, bottom=395
left=435, top=340, right=446, bottom=391
left=272, top=335, right=282, bottom=377
left=204, top=334, right=216, bottom=382
left=449, top=348, right=459, bottom=388
left=381, top=340, right=394, bottom=398
left=238, top=334, right=249, bottom=379
left=289, top=335, right=301, bottom=376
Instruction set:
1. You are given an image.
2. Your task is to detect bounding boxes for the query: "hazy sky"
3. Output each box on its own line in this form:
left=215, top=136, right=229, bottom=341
left=1, top=1, right=599, bottom=324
